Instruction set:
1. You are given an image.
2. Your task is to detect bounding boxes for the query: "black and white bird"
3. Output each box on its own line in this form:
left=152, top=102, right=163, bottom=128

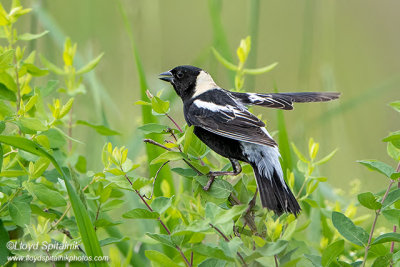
left=159, top=65, right=340, bottom=215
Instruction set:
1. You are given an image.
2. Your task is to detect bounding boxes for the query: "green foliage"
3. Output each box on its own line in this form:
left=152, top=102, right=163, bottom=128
left=0, top=2, right=107, bottom=265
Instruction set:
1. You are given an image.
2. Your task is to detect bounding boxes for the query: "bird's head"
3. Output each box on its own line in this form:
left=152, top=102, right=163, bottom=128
left=159, top=65, right=216, bottom=100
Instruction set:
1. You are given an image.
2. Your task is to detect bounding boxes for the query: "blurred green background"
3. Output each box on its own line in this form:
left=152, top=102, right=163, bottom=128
left=17, top=0, right=400, bottom=193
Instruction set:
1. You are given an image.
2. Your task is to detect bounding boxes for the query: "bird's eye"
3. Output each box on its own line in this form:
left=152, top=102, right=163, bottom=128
left=176, top=72, right=184, bottom=79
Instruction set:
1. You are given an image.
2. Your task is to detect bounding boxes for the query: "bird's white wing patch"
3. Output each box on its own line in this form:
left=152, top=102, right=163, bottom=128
left=193, top=99, right=230, bottom=112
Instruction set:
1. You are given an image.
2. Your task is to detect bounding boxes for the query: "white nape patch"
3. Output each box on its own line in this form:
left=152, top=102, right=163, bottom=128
left=241, top=133, right=287, bottom=189
left=193, top=99, right=230, bottom=112
left=192, top=71, right=218, bottom=97
left=248, top=93, right=266, bottom=103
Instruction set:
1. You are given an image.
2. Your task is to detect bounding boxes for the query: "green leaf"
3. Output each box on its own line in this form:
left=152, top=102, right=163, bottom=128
left=371, top=253, right=392, bottom=267
left=0, top=135, right=105, bottom=265
left=150, top=151, right=184, bottom=165
left=94, top=219, right=123, bottom=228
left=183, top=125, right=208, bottom=157
left=145, top=250, right=181, bottom=267
left=292, top=143, right=308, bottom=163
left=211, top=47, right=238, bottom=71
left=24, top=63, right=49, bottom=76
left=76, top=120, right=120, bottom=136
left=24, top=95, right=38, bottom=112
left=372, top=233, right=400, bottom=245
left=243, top=62, right=278, bottom=75
left=321, top=239, right=344, bottom=267
left=391, top=172, right=400, bottom=180
left=259, top=240, right=289, bottom=256
left=8, top=195, right=31, bottom=226
left=146, top=233, right=175, bottom=248
left=357, top=192, right=382, bottom=210
left=59, top=98, right=74, bottom=118
left=382, top=189, right=400, bottom=209
left=357, top=160, right=395, bottom=178
left=315, top=149, right=338, bottom=165
left=122, top=208, right=159, bottom=219
left=0, top=72, right=17, bottom=92
left=382, top=209, right=400, bottom=226
left=76, top=53, right=104, bottom=75
left=130, top=176, right=152, bottom=190
left=331, top=212, right=369, bottom=246
left=151, top=96, right=170, bottom=114
left=18, top=117, right=47, bottom=132
left=195, top=176, right=233, bottom=199
left=101, top=199, right=124, bottom=212
left=151, top=196, right=173, bottom=214
left=37, top=80, right=59, bottom=97
left=387, top=142, right=400, bottom=161
left=138, top=123, right=169, bottom=134
left=389, top=101, right=400, bottom=112
left=304, top=254, right=322, bottom=267
left=0, top=101, right=12, bottom=117
left=40, top=55, right=64, bottom=75
left=171, top=167, right=197, bottom=177
left=0, top=50, right=14, bottom=70
left=40, top=129, right=66, bottom=149
left=0, top=83, right=16, bottom=101
left=382, top=131, right=400, bottom=149
left=193, top=243, right=234, bottom=261
left=99, top=237, right=128, bottom=247
left=18, top=30, right=49, bottom=41
left=205, top=202, right=246, bottom=225
left=28, top=183, right=66, bottom=207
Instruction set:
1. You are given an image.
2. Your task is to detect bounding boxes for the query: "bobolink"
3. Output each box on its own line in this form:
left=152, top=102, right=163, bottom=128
left=160, top=65, right=339, bottom=215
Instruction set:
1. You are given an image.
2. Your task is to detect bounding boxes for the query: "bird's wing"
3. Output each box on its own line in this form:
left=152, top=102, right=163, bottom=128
left=187, top=98, right=277, bottom=147
left=230, top=91, right=340, bottom=110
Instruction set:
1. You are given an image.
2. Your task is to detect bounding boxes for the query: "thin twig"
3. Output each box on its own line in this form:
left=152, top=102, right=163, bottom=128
left=3, top=149, right=18, bottom=158
left=143, top=160, right=169, bottom=200
left=68, top=104, right=74, bottom=152
left=144, top=139, right=172, bottom=151
left=274, top=255, right=279, bottom=267
left=119, top=165, right=191, bottom=267
left=362, top=178, right=396, bottom=267
left=94, top=203, right=101, bottom=231
left=165, top=113, right=183, bottom=133
left=14, top=55, right=21, bottom=113
left=210, top=223, right=247, bottom=266
left=50, top=203, right=71, bottom=231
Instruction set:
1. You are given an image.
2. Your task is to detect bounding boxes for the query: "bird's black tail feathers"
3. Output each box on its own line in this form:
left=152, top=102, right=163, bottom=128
left=252, top=163, right=301, bottom=216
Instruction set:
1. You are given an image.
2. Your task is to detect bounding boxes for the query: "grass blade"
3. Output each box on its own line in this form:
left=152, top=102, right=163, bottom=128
left=208, top=0, right=235, bottom=86
left=246, top=0, right=260, bottom=90
left=117, top=0, right=174, bottom=197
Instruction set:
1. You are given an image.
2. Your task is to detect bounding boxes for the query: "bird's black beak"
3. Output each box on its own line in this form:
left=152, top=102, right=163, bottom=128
left=159, top=71, right=173, bottom=83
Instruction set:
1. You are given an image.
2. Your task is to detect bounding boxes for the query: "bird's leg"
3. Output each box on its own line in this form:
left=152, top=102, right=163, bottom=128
left=203, top=159, right=242, bottom=191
